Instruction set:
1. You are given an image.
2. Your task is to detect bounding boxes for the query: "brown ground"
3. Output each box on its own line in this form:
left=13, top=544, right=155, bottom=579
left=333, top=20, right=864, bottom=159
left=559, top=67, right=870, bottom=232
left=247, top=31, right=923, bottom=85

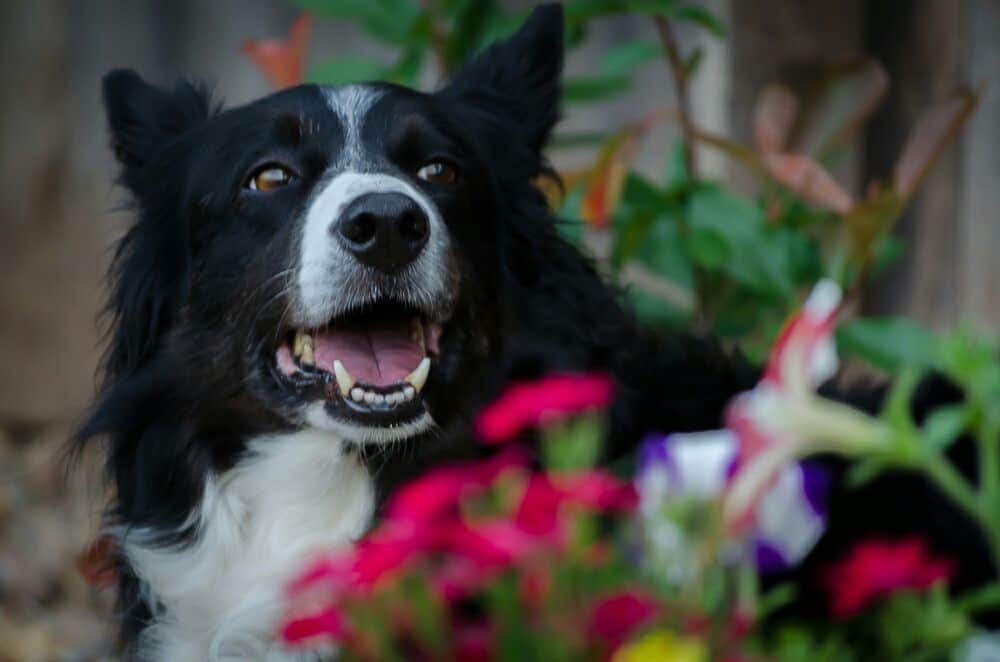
left=0, top=426, right=116, bottom=661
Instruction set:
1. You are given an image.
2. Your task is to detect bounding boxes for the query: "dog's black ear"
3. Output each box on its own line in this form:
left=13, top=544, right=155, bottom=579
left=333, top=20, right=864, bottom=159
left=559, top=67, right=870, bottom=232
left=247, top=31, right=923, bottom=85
left=99, top=70, right=213, bottom=379
left=438, top=4, right=563, bottom=154
left=102, top=69, right=213, bottom=194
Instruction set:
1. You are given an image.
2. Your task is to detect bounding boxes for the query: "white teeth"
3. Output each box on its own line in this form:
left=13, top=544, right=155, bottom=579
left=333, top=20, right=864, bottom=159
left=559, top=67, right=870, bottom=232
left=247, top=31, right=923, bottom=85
left=405, top=357, right=431, bottom=392
left=351, top=381, right=420, bottom=407
left=410, top=318, right=425, bottom=349
left=332, top=360, right=355, bottom=396
left=293, top=330, right=314, bottom=366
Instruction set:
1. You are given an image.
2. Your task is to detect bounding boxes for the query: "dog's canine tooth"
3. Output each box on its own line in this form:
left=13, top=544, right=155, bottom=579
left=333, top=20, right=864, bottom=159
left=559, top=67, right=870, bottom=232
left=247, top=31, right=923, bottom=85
left=403, top=385, right=416, bottom=400
left=404, top=357, right=431, bottom=392
left=292, top=329, right=307, bottom=355
left=299, top=343, right=314, bottom=366
left=293, top=330, right=315, bottom=365
left=333, top=360, right=355, bottom=396
left=350, top=387, right=365, bottom=402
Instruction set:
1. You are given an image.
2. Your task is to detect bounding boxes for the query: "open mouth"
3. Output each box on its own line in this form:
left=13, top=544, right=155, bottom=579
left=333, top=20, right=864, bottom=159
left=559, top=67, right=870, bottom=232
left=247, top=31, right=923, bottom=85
left=274, top=302, right=443, bottom=429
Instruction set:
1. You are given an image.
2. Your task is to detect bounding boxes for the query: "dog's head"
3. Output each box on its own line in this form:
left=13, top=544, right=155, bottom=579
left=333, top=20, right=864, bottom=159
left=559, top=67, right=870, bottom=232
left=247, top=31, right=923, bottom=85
left=96, top=5, right=563, bottom=447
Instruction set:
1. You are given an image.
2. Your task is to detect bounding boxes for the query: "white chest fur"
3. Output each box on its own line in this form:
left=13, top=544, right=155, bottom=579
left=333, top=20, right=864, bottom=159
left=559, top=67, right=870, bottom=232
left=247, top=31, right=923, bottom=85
left=123, top=429, right=375, bottom=661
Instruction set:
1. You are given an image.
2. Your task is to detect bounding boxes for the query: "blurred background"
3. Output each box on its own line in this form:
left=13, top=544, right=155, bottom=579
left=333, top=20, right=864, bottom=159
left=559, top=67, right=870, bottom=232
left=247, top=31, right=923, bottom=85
left=0, top=0, right=996, bottom=659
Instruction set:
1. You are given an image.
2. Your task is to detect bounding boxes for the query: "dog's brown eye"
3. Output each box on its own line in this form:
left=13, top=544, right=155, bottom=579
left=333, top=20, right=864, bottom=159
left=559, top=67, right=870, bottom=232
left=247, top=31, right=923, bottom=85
left=247, top=166, right=293, bottom=192
left=416, top=161, right=458, bottom=186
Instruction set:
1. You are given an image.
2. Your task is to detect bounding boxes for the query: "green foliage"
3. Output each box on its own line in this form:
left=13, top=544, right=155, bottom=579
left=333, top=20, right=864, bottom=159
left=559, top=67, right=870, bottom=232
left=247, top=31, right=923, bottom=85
left=836, top=317, right=939, bottom=372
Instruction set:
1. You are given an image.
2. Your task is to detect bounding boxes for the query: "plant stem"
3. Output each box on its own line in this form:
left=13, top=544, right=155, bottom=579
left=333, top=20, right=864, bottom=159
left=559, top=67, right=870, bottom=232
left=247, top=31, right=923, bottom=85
left=921, top=454, right=1000, bottom=571
left=653, top=15, right=697, bottom=179
left=978, top=411, right=1000, bottom=525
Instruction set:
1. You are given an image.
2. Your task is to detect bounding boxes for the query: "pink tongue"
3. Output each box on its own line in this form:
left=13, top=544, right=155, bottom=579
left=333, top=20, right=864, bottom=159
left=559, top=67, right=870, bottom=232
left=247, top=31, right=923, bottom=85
left=312, top=322, right=424, bottom=387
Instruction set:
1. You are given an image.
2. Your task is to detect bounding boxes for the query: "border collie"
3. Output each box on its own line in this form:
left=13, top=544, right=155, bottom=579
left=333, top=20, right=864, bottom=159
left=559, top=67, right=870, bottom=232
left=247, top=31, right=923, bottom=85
left=75, top=4, right=992, bottom=660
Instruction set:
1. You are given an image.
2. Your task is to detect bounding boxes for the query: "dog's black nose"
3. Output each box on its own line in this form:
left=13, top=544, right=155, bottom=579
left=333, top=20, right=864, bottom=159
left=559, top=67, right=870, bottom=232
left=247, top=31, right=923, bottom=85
left=334, top=193, right=430, bottom=273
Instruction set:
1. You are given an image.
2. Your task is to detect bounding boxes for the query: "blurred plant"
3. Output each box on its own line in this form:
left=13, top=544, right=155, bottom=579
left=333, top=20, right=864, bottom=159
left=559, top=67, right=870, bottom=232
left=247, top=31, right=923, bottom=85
left=277, top=282, right=1000, bottom=660
left=243, top=1, right=977, bottom=360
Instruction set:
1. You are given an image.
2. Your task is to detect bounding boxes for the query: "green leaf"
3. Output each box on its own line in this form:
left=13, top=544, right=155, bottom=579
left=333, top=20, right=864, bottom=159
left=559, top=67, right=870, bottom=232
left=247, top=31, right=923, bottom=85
left=307, top=57, right=387, bottom=86
left=444, top=0, right=501, bottom=68
left=836, top=317, right=938, bottom=371
left=541, top=415, right=604, bottom=471
left=687, top=185, right=793, bottom=296
left=634, top=216, right=694, bottom=288
left=563, top=74, right=632, bottom=103
left=294, top=0, right=421, bottom=43
left=666, top=4, right=726, bottom=36
left=600, top=41, right=661, bottom=76
left=664, top=139, right=688, bottom=186
left=686, top=227, right=727, bottom=269
left=564, top=0, right=626, bottom=25
left=921, top=405, right=968, bottom=453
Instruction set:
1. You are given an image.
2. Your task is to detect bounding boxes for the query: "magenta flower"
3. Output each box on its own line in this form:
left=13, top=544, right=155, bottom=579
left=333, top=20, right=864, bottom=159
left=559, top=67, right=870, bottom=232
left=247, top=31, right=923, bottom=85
left=282, top=449, right=636, bottom=647
left=822, top=537, right=954, bottom=618
left=474, top=372, right=615, bottom=444
left=587, top=590, right=660, bottom=652
left=281, top=605, right=348, bottom=645
left=383, top=446, right=528, bottom=523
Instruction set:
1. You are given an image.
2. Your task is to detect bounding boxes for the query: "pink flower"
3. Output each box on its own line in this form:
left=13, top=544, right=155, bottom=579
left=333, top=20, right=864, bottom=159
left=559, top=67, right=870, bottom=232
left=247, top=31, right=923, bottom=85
left=475, top=373, right=615, bottom=444
left=281, top=606, right=348, bottom=645
left=822, top=537, right=954, bottom=618
left=554, top=470, right=638, bottom=511
left=384, top=447, right=528, bottom=524
left=515, top=471, right=637, bottom=537
left=588, top=591, right=660, bottom=652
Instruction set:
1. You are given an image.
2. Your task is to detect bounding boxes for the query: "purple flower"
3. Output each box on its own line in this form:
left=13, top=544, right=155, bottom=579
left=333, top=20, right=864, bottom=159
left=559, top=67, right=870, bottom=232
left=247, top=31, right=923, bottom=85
left=636, top=432, right=828, bottom=574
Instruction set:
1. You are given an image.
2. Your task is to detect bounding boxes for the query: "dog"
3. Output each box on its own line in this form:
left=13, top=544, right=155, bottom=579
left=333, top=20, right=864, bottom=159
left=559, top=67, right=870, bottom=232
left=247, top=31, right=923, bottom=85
left=76, top=6, right=756, bottom=659
left=76, top=4, right=993, bottom=659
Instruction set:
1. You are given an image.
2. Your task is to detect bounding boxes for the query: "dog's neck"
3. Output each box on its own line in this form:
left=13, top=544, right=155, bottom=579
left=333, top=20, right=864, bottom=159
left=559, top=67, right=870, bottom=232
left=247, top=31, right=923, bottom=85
left=122, top=428, right=374, bottom=661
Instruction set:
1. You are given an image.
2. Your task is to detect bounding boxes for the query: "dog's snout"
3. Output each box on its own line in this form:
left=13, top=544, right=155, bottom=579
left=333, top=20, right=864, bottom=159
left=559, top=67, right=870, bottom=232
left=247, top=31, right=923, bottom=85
left=333, top=192, right=429, bottom=273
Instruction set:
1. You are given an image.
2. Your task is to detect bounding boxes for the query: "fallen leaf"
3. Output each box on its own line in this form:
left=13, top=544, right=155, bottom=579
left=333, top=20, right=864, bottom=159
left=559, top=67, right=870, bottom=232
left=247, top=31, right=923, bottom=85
left=75, top=534, right=118, bottom=589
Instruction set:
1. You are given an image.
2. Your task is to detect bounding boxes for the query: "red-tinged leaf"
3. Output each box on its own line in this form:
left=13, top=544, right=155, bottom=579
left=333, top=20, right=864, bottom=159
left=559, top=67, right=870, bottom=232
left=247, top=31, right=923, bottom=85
left=796, top=58, right=889, bottom=158
left=75, top=534, right=118, bottom=588
left=580, top=110, right=672, bottom=228
left=242, top=15, right=311, bottom=89
left=580, top=128, right=645, bottom=228
left=894, top=87, right=980, bottom=201
left=753, top=83, right=799, bottom=154
left=762, top=153, right=853, bottom=214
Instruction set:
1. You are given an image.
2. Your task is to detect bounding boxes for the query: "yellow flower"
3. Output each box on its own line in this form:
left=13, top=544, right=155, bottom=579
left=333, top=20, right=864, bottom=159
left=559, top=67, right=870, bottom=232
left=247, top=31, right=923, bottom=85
left=611, top=629, right=707, bottom=662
